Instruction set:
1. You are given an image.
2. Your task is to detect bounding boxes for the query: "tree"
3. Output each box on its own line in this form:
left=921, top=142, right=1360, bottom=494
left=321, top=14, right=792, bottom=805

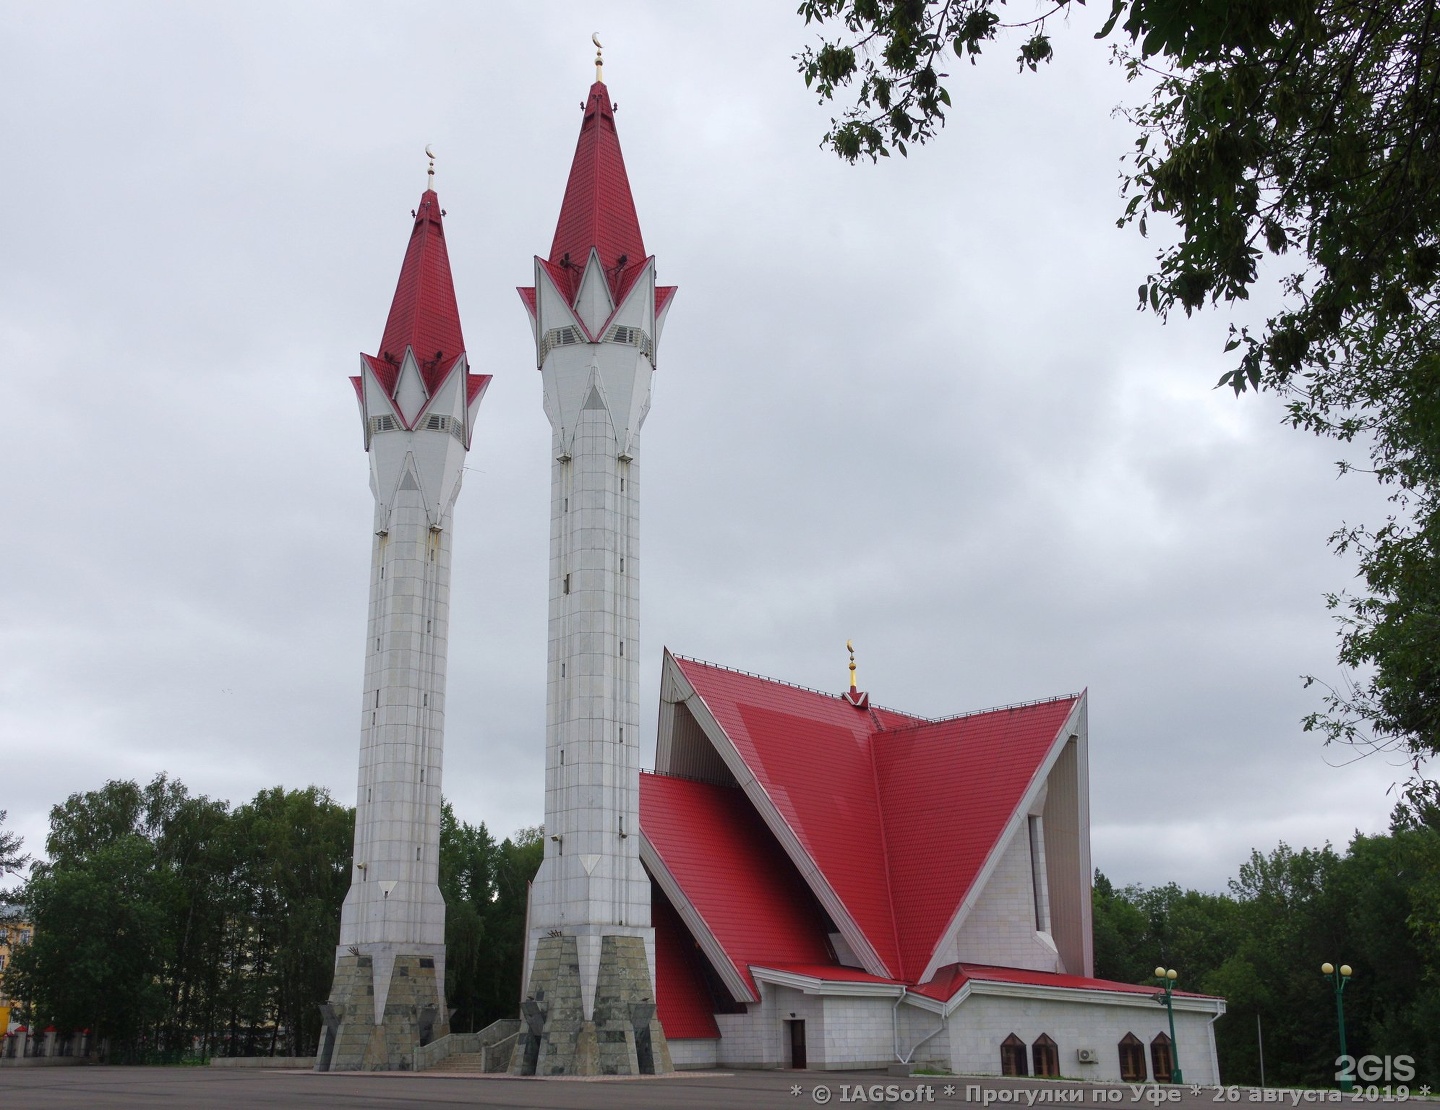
left=797, top=0, right=1440, bottom=795
left=7, top=775, right=353, bottom=1061
left=0, top=809, right=29, bottom=878
left=439, top=801, right=497, bottom=1032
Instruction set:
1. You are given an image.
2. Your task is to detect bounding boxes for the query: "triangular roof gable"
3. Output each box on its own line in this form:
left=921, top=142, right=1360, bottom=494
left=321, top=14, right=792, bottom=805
left=874, top=695, right=1082, bottom=981
left=664, top=653, right=1085, bottom=987
left=640, top=771, right=833, bottom=1001
left=670, top=655, right=906, bottom=978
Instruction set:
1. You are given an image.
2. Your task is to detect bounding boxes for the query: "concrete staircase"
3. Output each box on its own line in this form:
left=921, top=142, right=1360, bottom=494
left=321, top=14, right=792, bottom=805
left=414, top=1019, right=521, bottom=1073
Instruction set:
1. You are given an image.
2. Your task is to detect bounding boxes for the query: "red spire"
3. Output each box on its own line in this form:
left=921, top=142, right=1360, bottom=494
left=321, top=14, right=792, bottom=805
left=546, top=81, right=648, bottom=304
left=368, top=189, right=465, bottom=394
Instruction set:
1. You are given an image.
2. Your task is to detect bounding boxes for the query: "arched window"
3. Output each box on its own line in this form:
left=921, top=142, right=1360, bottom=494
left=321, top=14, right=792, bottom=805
left=1032, top=1034, right=1059, bottom=1077
left=1150, top=1032, right=1173, bottom=1083
left=1001, top=1033, right=1029, bottom=1077
left=1118, top=1033, right=1147, bottom=1083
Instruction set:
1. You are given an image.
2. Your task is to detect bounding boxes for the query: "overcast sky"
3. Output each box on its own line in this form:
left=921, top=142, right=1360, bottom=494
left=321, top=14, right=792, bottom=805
left=1, top=1, right=1426, bottom=897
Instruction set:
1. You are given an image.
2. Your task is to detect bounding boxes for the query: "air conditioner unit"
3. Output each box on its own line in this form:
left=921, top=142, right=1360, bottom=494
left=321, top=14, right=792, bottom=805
left=1077, top=1048, right=1099, bottom=1064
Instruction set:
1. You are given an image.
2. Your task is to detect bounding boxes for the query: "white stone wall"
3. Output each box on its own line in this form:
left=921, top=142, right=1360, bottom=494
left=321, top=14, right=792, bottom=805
left=336, top=409, right=471, bottom=1018
left=820, top=996, right=899, bottom=1070
left=945, top=992, right=1221, bottom=1084
left=524, top=255, right=661, bottom=1019
left=943, top=825, right=1062, bottom=972
left=670, top=1038, right=720, bottom=1070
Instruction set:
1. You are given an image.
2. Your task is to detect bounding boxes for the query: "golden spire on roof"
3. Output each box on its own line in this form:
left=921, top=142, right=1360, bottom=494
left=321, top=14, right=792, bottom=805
left=847, top=639, right=857, bottom=693
left=425, top=144, right=436, bottom=189
left=592, top=32, right=604, bottom=82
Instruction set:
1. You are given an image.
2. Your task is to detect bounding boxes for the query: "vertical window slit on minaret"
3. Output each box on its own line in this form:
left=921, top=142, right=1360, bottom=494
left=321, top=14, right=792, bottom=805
left=619, top=641, right=624, bottom=656
left=427, top=620, right=432, bottom=634
left=561, top=662, right=566, bottom=677
left=367, top=787, right=372, bottom=802
left=620, top=478, right=626, bottom=492
left=375, top=690, right=380, bottom=708
left=420, top=768, right=425, bottom=781
left=417, top=847, right=421, bottom=860
left=619, top=557, right=624, bottom=572
left=619, top=726, right=624, bottom=743
left=563, top=573, right=571, bottom=595
left=560, top=749, right=564, bottom=764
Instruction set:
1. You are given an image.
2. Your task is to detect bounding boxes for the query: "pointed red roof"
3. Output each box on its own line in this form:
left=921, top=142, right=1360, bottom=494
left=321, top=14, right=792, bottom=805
left=651, top=657, right=1080, bottom=983
left=642, top=772, right=835, bottom=999
left=547, top=81, right=648, bottom=305
left=368, top=188, right=465, bottom=395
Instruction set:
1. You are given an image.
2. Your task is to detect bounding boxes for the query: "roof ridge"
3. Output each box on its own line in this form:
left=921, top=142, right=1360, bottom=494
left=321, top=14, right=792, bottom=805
left=874, top=691, right=1081, bottom=735
left=670, top=653, right=923, bottom=721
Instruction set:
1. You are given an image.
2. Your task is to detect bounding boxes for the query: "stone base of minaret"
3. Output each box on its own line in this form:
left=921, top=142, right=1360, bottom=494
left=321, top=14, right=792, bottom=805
left=316, top=952, right=450, bottom=1072
left=509, top=935, right=672, bottom=1076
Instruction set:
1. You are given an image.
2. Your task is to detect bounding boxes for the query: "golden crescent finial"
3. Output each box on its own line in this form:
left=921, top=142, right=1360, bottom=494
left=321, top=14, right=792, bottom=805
left=425, top=144, right=435, bottom=187
left=847, top=640, right=857, bottom=691
left=592, top=32, right=604, bottom=81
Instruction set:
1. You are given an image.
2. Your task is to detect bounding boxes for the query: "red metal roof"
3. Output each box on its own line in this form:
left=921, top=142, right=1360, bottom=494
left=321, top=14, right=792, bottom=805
left=652, top=889, right=721, bottom=1040
left=547, top=81, right=648, bottom=306
left=875, top=702, right=1079, bottom=981
left=910, top=963, right=1221, bottom=1003
left=661, top=658, right=1079, bottom=984
left=641, top=772, right=834, bottom=998
left=371, top=189, right=465, bottom=395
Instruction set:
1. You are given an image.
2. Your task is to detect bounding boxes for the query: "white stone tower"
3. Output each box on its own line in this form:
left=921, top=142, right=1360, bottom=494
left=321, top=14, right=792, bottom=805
left=511, top=57, right=677, bottom=1076
left=317, top=166, right=491, bottom=1072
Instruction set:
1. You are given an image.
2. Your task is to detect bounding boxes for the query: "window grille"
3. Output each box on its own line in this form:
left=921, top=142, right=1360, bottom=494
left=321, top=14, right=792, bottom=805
left=602, top=323, right=655, bottom=362
left=539, top=325, right=584, bottom=362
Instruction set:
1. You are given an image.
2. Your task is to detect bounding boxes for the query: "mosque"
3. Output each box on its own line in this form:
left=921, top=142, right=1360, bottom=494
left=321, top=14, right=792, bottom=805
left=318, top=42, right=1225, bottom=1079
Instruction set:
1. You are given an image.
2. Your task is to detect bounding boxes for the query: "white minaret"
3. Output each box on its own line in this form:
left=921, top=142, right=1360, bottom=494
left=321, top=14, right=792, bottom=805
left=511, top=52, right=677, bottom=1076
left=319, top=162, right=491, bottom=1072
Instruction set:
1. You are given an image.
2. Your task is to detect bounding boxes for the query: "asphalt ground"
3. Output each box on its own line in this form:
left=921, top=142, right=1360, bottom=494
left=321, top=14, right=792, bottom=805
left=0, top=1068, right=1433, bottom=1110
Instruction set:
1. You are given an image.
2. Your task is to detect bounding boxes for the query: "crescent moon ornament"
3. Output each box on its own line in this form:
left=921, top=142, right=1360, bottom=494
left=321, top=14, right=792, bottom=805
left=592, top=32, right=604, bottom=81
left=592, top=32, right=602, bottom=49
left=424, top=144, right=435, bottom=187
left=425, top=144, right=435, bottom=160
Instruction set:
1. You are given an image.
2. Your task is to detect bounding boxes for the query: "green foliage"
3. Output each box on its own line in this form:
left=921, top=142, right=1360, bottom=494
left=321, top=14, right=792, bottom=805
left=1092, top=820, right=1440, bottom=1086
left=2, top=775, right=352, bottom=1061
left=0, top=809, right=29, bottom=878
left=796, top=1, right=1080, bottom=162
left=437, top=809, right=544, bottom=1032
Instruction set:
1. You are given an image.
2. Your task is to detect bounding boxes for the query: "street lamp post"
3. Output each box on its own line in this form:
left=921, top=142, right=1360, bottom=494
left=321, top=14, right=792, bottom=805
left=1322, top=962, right=1353, bottom=1092
left=1154, top=967, right=1183, bottom=1083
